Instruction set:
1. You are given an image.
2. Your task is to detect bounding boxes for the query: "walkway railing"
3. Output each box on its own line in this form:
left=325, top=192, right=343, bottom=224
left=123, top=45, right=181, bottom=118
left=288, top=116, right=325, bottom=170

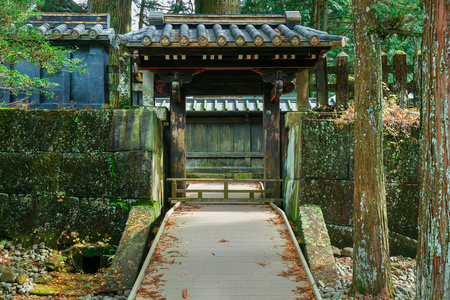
left=167, top=178, right=283, bottom=202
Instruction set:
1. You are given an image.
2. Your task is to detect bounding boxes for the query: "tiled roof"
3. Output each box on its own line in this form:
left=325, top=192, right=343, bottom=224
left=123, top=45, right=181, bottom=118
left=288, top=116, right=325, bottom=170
left=155, top=97, right=334, bottom=112
left=117, top=11, right=346, bottom=48
left=156, top=97, right=297, bottom=112
left=26, top=13, right=117, bottom=49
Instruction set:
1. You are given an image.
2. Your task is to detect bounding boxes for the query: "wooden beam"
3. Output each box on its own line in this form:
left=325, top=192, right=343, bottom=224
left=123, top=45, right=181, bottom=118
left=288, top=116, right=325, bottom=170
left=263, top=83, right=281, bottom=198
left=170, top=90, right=186, bottom=191
left=186, top=152, right=263, bottom=158
left=184, top=82, right=264, bottom=96
left=316, top=54, right=328, bottom=106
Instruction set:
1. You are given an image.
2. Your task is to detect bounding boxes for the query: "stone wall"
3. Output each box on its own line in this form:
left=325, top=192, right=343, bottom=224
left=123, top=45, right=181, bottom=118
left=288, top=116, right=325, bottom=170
left=283, top=113, right=419, bottom=250
left=0, top=108, right=167, bottom=248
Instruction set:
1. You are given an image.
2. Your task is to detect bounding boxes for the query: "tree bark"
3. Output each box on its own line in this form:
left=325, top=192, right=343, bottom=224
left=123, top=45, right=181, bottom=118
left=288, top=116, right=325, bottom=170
left=416, top=1, right=450, bottom=299
left=195, top=0, right=240, bottom=14
left=88, top=0, right=131, bottom=34
left=351, top=0, right=393, bottom=297
left=88, top=0, right=132, bottom=107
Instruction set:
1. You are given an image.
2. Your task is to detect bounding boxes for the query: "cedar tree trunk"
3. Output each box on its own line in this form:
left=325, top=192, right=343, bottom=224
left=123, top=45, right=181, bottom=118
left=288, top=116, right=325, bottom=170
left=195, top=0, right=240, bottom=14
left=416, top=0, right=450, bottom=299
left=88, top=0, right=131, bottom=107
left=351, top=0, right=393, bottom=297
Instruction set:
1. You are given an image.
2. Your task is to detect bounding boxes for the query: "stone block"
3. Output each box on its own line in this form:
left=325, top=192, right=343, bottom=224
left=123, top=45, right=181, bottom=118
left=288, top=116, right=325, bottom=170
left=298, top=205, right=338, bottom=283
left=283, top=179, right=299, bottom=221
left=386, top=183, right=419, bottom=239
left=111, top=110, right=158, bottom=152
left=73, top=111, right=112, bottom=152
left=285, top=123, right=301, bottom=180
left=0, top=193, right=11, bottom=237
left=114, top=151, right=153, bottom=199
left=2, top=110, right=112, bottom=153
left=34, top=195, right=80, bottom=238
left=145, top=106, right=168, bottom=121
left=300, top=120, right=351, bottom=180
left=105, top=206, right=157, bottom=290
left=9, top=194, right=35, bottom=236
left=284, top=112, right=307, bottom=129
left=0, top=110, right=13, bottom=151
left=0, top=153, right=37, bottom=194
left=299, top=179, right=353, bottom=226
left=61, top=153, right=114, bottom=198
left=76, top=198, right=130, bottom=246
left=8, top=110, right=65, bottom=152
left=383, top=127, right=420, bottom=184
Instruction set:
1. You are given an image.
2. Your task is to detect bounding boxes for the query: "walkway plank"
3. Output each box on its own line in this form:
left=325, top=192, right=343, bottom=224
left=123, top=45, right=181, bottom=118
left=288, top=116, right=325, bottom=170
left=133, top=204, right=315, bottom=300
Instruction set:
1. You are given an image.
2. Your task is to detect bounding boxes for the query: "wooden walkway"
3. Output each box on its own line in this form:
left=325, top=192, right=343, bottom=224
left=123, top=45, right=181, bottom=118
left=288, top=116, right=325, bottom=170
left=130, top=203, right=318, bottom=300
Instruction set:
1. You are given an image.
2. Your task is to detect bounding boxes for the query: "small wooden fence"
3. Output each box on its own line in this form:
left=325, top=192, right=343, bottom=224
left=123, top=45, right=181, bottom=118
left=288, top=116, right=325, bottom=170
left=167, top=178, right=283, bottom=202
left=300, top=51, right=421, bottom=110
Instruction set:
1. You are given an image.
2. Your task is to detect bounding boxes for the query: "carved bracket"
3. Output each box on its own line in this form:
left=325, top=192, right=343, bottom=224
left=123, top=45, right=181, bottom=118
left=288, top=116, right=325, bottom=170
left=254, top=69, right=297, bottom=102
left=154, top=69, right=204, bottom=98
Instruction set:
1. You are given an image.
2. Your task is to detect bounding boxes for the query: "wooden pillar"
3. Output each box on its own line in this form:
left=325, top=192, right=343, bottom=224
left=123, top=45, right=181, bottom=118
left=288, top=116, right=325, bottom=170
left=296, top=70, right=310, bottom=111
left=393, top=51, right=408, bottom=107
left=170, top=90, right=186, bottom=184
left=142, top=70, right=155, bottom=106
left=336, top=52, right=349, bottom=110
left=263, top=83, right=280, bottom=198
left=316, top=55, right=328, bottom=107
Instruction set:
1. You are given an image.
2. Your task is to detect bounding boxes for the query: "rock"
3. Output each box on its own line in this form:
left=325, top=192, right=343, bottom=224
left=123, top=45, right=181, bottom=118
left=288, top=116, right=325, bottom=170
left=43, top=257, right=63, bottom=271
left=331, top=246, right=341, bottom=257
left=0, top=268, right=18, bottom=283
left=34, top=274, right=52, bottom=284
left=123, top=290, right=131, bottom=297
left=316, top=280, right=326, bottom=288
left=16, top=273, right=28, bottom=285
left=342, top=247, right=353, bottom=258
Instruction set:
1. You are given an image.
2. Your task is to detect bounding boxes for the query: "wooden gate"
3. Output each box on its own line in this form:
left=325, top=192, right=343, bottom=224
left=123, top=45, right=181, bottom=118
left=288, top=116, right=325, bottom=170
left=186, top=117, right=263, bottom=177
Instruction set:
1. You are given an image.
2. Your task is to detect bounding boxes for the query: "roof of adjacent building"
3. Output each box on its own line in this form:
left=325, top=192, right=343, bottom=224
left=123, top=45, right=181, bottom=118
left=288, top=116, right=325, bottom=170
left=26, top=13, right=117, bottom=49
left=117, top=11, right=346, bottom=49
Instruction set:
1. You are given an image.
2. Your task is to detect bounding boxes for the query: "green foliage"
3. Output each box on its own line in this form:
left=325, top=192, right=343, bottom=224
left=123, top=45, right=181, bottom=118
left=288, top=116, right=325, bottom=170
left=0, top=0, right=85, bottom=98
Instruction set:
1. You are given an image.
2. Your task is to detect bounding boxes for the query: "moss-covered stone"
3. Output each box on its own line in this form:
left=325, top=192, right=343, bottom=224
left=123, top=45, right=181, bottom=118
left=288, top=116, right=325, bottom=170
left=9, top=194, right=34, bottom=235
left=75, top=198, right=131, bottom=246
left=386, top=183, right=419, bottom=239
left=299, top=179, right=353, bottom=226
left=1, top=110, right=113, bottom=153
left=60, top=153, right=115, bottom=198
left=283, top=179, right=299, bottom=221
left=30, top=284, right=68, bottom=295
left=105, top=205, right=157, bottom=290
left=111, top=110, right=159, bottom=152
left=298, top=205, right=338, bottom=283
left=0, top=268, right=18, bottom=283
left=114, top=151, right=153, bottom=199
left=0, top=193, right=11, bottom=237
left=34, top=195, right=80, bottom=238
left=300, top=119, right=351, bottom=180
left=0, top=109, right=13, bottom=151
left=383, top=127, right=420, bottom=184
left=0, top=153, right=37, bottom=194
